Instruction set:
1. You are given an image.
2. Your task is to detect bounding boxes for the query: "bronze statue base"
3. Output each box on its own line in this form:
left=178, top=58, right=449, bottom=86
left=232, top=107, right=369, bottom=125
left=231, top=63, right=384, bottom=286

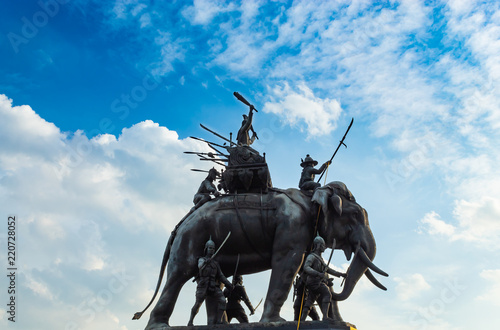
left=176, top=320, right=356, bottom=330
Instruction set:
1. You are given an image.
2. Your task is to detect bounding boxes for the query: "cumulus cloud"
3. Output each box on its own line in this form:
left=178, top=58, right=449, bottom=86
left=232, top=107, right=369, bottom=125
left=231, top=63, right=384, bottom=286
left=0, top=94, right=214, bottom=329
left=263, top=82, right=342, bottom=138
left=394, top=273, right=431, bottom=301
left=476, top=269, right=500, bottom=307
left=418, top=196, right=500, bottom=248
left=418, top=211, right=456, bottom=237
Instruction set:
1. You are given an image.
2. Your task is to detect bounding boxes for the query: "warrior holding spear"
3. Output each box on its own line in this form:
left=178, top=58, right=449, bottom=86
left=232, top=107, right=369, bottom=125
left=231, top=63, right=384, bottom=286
left=299, top=118, right=354, bottom=192
left=299, top=155, right=331, bottom=192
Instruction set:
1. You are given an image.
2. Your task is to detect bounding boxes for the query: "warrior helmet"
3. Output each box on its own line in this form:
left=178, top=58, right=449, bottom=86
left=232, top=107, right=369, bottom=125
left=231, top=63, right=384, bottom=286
left=313, top=234, right=325, bottom=250
left=204, top=236, right=216, bottom=254
left=234, top=275, right=243, bottom=285
left=208, top=167, right=220, bottom=179
left=300, top=154, right=318, bottom=167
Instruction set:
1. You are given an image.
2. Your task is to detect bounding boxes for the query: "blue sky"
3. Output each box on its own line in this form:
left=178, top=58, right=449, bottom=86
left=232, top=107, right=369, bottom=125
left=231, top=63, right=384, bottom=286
left=1, top=1, right=500, bottom=329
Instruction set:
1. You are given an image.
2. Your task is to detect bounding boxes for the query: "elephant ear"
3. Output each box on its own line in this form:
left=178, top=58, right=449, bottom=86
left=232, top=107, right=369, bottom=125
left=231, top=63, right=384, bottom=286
left=311, top=187, right=332, bottom=234
left=330, top=193, right=342, bottom=216
left=311, top=186, right=330, bottom=217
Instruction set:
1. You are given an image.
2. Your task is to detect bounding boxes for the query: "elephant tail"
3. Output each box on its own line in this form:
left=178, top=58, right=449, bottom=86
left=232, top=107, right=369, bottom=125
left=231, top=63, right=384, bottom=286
left=133, top=210, right=192, bottom=320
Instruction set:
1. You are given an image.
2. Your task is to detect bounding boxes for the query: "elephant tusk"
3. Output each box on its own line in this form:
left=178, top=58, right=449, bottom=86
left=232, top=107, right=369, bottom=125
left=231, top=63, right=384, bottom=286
left=358, top=247, right=389, bottom=277
left=343, top=244, right=352, bottom=261
left=341, top=242, right=360, bottom=287
left=364, top=269, right=387, bottom=291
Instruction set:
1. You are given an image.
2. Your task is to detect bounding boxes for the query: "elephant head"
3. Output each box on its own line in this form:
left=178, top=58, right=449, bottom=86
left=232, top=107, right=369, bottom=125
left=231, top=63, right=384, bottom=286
left=312, top=181, right=388, bottom=300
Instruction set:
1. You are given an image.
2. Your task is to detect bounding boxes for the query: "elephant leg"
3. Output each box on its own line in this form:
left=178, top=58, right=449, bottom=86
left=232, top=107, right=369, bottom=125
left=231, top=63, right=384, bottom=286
left=327, top=285, right=343, bottom=321
left=329, top=300, right=343, bottom=322
left=146, top=271, right=190, bottom=329
left=260, top=249, right=304, bottom=323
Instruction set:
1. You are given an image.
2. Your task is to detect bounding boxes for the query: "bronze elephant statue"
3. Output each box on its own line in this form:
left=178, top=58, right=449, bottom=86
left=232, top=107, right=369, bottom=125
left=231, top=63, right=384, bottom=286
left=135, top=181, right=388, bottom=328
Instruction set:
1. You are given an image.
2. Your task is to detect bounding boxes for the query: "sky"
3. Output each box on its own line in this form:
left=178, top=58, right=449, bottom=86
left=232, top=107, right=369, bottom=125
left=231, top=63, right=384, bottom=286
left=1, top=0, right=500, bottom=329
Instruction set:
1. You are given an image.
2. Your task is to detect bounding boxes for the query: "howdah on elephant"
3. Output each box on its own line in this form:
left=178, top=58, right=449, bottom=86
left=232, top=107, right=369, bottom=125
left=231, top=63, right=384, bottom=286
left=134, top=181, right=388, bottom=328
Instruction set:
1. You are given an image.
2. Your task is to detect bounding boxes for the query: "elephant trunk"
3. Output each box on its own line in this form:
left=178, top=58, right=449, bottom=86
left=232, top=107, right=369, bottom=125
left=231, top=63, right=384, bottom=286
left=331, top=228, right=377, bottom=301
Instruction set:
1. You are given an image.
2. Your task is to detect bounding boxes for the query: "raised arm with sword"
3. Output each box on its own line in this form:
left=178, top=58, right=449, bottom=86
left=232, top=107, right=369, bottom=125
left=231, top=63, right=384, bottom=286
left=234, top=92, right=259, bottom=145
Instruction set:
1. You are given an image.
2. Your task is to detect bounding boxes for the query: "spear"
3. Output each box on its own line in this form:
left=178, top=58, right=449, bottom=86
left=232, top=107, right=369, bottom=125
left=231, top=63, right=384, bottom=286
left=184, top=151, right=229, bottom=158
left=317, top=118, right=354, bottom=182
left=190, top=136, right=228, bottom=150
left=200, top=124, right=237, bottom=147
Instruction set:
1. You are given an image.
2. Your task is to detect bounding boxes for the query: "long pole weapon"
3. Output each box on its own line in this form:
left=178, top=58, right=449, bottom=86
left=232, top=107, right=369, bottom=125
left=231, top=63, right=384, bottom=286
left=232, top=254, right=240, bottom=286
left=190, top=136, right=228, bottom=150
left=317, top=118, right=354, bottom=182
left=200, top=124, right=237, bottom=147
left=324, top=239, right=336, bottom=272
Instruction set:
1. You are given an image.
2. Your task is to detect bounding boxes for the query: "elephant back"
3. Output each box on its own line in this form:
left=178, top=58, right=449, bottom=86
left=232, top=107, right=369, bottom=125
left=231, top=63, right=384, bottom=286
left=214, top=192, right=278, bottom=211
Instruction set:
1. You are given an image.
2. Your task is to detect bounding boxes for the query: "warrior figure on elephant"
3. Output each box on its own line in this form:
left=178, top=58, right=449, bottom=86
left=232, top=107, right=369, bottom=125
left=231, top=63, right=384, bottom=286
left=299, top=155, right=331, bottom=191
left=192, top=168, right=220, bottom=211
left=237, top=105, right=258, bottom=146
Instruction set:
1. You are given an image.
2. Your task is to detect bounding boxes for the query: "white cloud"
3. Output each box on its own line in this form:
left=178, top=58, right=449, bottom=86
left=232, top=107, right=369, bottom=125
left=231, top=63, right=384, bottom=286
left=452, top=197, right=500, bottom=243
left=25, top=273, right=56, bottom=301
left=112, top=0, right=146, bottom=19
left=418, top=211, right=456, bottom=237
left=263, top=82, right=342, bottom=138
left=394, top=273, right=431, bottom=301
left=0, top=94, right=214, bottom=329
left=418, top=196, right=500, bottom=248
left=476, top=269, right=500, bottom=307
left=139, top=13, right=151, bottom=28
left=151, top=32, right=189, bottom=76
left=182, top=0, right=236, bottom=25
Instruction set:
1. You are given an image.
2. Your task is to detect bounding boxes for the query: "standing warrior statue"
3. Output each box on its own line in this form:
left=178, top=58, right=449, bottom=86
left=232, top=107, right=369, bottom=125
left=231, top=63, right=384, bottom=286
left=300, top=235, right=346, bottom=321
left=223, top=275, right=255, bottom=323
left=299, top=155, right=331, bottom=191
left=236, top=107, right=258, bottom=146
left=188, top=237, right=233, bottom=326
left=192, top=168, right=220, bottom=211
